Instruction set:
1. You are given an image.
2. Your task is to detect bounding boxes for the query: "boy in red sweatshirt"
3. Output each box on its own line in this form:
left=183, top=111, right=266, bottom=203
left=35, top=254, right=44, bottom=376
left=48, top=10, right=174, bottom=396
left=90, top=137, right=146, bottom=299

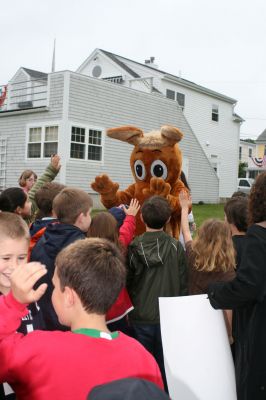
left=0, top=238, right=163, bottom=400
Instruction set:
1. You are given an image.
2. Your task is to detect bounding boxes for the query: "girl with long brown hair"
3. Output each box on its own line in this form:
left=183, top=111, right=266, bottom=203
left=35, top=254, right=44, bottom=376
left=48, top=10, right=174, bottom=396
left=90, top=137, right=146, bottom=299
left=179, top=192, right=235, bottom=295
left=88, top=199, right=140, bottom=333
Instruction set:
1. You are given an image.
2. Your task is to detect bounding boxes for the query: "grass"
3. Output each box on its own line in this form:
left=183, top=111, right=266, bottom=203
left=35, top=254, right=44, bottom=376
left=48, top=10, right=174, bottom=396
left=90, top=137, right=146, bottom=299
left=192, top=203, right=224, bottom=228
left=92, top=203, right=225, bottom=229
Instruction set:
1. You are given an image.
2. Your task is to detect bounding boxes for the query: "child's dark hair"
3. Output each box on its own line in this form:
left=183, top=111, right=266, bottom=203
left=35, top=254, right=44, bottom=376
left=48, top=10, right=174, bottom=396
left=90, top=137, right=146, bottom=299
left=231, top=191, right=248, bottom=198
left=52, top=187, right=93, bottom=224
left=180, top=171, right=190, bottom=191
left=141, top=196, right=171, bottom=229
left=249, top=172, right=266, bottom=224
left=0, top=212, right=30, bottom=241
left=35, top=182, right=66, bottom=219
left=55, top=238, right=126, bottom=314
left=0, top=188, right=27, bottom=213
left=224, top=196, right=248, bottom=232
left=18, top=169, right=37, bottom=187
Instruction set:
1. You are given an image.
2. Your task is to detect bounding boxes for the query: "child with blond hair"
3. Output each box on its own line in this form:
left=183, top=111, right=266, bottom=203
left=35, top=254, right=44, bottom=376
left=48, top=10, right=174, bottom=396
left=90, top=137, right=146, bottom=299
left=179, top=191, right=236, bottom=295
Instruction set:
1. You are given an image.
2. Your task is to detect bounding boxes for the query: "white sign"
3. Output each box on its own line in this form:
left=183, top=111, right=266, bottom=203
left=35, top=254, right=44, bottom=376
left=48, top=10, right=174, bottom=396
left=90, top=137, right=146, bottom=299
left=159, top=295, right=237, bottom=400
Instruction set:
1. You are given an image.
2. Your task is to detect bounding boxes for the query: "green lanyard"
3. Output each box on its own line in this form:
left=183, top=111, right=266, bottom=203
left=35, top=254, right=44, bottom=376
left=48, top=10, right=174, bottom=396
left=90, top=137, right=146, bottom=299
left=73, top=328, right=119, bottom=340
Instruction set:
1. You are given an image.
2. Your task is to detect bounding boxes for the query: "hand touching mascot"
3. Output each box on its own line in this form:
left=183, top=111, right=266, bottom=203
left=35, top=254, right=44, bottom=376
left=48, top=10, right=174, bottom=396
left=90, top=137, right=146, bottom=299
left=91, top=125, right=190, bottom=238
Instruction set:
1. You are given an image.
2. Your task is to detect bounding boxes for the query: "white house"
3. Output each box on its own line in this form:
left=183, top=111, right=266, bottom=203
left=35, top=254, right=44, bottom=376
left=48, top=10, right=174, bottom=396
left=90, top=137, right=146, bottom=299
left=77, top=49, right=243, bottom=198
left=0, top=67, right=219, bottom=204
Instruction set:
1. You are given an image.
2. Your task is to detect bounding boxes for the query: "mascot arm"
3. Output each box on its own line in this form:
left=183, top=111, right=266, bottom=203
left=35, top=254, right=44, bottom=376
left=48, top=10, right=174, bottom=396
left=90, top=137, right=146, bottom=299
left=91, top=174, right=136, bottom=208
left=167, top=183, right=191, bottom=214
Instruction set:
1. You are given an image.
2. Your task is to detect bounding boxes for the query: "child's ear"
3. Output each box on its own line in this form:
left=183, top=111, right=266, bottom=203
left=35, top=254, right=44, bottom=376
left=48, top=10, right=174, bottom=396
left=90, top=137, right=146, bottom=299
left=64, top=286, right=75, bottom=308
left=74, top=212, right=83, bottom=227
left=140, top=213, right=144, bottom=223
left=15, top=206, right=22, bottom=215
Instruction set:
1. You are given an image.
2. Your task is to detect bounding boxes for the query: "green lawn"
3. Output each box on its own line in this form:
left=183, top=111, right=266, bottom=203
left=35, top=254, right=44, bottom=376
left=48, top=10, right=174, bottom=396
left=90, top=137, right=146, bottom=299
left=192, top=203, right=224, bottom=228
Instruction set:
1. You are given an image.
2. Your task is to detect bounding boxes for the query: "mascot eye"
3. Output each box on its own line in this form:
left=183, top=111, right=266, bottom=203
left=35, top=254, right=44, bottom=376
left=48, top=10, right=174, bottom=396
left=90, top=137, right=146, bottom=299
left=134, top=160, right=146, bottom=180
left=150, top=160, right=168, bottom=180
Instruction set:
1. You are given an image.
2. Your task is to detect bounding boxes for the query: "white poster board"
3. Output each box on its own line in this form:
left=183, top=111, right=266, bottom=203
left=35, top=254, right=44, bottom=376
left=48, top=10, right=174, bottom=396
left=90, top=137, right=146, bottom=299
left=159, top=295, right=237, bottom=400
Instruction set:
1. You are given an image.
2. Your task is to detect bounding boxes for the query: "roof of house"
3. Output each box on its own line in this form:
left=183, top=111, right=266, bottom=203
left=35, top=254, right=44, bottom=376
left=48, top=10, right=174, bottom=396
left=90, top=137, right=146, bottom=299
left=240, top=139, right=256, bottom=146
left=100, top=50, right=161, bottom=93
left=256, top=128, right=266, bottom=144
left=22, top=67, right=48, bottom=80
left=98, top=49, right=237, bottom=103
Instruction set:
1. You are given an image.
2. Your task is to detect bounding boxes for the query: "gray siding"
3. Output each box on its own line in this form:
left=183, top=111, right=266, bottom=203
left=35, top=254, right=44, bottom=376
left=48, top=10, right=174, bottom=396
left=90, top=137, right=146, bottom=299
left=0, top=74, right=64, bottom=187
left=67, top=73, right=219, bottom=203
left=0, top=71, right=219, bottom=204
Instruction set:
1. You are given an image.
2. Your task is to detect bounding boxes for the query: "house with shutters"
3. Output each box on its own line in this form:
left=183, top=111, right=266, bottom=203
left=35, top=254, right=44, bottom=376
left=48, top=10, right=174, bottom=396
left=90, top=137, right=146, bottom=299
left=0, top=49, right=243, bottom=203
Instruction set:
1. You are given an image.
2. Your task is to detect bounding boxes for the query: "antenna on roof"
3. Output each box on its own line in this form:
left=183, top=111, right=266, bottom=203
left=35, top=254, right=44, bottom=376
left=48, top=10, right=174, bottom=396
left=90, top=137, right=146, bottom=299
left=51, top=39, right=56, bottom=73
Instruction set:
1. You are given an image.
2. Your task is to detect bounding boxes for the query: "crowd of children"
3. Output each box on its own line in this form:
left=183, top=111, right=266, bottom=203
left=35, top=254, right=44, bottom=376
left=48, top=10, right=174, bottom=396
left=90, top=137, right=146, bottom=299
left=0, top=159, right=265, bottom=400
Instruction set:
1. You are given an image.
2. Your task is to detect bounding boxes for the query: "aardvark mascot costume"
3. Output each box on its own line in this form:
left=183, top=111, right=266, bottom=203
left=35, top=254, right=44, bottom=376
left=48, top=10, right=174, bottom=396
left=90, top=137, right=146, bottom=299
left=91, top=125, right=189, bottom=239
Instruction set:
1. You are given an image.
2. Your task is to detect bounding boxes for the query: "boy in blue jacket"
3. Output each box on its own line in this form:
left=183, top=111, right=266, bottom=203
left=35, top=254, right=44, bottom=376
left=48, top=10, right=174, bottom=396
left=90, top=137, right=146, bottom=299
left=30, top=187, right=93, bottom=331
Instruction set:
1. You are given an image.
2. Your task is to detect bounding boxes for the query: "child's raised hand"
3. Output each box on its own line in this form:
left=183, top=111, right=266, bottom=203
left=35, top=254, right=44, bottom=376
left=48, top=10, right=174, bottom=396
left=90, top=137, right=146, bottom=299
left=11, top=262, right=48, bottom=304
left=179, top=190, right=191, bottom=210
left=51, top=154, right=61, bottom=171
left=122, top=198, right=140, bottom=217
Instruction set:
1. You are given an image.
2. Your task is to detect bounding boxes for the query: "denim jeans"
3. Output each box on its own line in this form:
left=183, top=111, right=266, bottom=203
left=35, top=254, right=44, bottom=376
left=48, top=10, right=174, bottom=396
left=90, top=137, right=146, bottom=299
left=131, top=323, right=168, bottom=392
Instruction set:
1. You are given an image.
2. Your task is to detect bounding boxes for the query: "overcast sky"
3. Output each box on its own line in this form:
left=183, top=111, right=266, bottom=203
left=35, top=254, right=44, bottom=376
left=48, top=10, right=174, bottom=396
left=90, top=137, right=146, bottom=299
left=2, top=0, right=266, bottom=139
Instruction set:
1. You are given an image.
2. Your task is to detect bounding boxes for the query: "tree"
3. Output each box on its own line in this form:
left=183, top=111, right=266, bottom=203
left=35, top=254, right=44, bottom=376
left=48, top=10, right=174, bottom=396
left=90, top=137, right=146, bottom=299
left=242, top=138, right=255, bottom=144
left=238, top=162, right=248, bottom=178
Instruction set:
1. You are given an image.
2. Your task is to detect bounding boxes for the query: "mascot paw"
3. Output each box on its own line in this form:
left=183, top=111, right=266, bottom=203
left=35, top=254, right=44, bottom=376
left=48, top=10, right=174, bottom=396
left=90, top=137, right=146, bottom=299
left=143, top=177, right=171, bottom=197
left=91, top=174, right=119, bottom=195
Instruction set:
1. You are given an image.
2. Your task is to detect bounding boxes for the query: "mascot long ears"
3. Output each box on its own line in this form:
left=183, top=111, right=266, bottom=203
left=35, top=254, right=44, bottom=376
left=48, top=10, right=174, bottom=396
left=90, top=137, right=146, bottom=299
left=107, top=125, right=183, bottom=147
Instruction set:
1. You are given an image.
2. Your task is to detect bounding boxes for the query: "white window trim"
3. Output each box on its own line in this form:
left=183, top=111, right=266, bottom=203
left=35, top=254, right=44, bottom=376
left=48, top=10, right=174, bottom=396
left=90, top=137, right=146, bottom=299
left=26, top=121, right=60, bottom=160
left=68, top=122, right=105, bottom=165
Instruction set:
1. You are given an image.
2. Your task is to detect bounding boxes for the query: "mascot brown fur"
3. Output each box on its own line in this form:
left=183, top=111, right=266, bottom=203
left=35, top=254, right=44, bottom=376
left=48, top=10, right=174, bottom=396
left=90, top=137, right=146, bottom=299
left=91, top=125, right=190, bottom=238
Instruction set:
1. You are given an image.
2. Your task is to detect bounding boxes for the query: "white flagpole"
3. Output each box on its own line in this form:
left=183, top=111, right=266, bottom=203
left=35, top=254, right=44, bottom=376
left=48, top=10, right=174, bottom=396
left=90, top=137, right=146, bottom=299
left=51, top=39, right=56, bottom=73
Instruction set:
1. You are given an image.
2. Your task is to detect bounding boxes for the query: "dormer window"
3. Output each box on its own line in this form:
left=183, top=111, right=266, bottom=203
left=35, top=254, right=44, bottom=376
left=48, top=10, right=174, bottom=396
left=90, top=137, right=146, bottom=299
left=212, top=105, right=219, bottom=122
left=176, top=92, right=185, bottom=109
left=166, top=89, right=175, bottom=100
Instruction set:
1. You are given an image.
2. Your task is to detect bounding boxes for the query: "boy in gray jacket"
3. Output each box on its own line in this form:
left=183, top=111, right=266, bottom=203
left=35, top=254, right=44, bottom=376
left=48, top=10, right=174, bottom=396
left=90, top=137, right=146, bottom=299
left=127, top=195, right=188, bottom=391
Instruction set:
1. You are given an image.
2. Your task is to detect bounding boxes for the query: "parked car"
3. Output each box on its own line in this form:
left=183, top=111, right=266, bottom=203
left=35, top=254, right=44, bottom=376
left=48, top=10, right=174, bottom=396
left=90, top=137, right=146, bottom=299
left=237, top=178, right=254, bottom=194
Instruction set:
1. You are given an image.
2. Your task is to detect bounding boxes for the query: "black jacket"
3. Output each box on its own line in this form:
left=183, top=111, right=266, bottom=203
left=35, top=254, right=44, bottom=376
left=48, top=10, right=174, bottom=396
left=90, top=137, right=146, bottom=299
left=88, top=378, right=170, bottom=400
left=208, top=224, right=266, bottom=400
left=127, top=231, right=188, bottom=324
left=30, top=223, right=86, bottom=330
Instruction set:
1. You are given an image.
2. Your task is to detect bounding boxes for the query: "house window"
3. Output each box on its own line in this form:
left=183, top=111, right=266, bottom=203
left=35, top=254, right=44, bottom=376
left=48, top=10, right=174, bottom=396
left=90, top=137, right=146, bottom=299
left=212, top=105, right=219, bottom=122
left=44, top=126, right=58, bottom=157
left=28, top=127, right=42, bottom=158
left=176, top=92, right=185, bottom=108
left=70, top=126, right=102, bottom=161
left=70, top=127, right=86, bottom=159
left=248, top=148, right=252, bottom=157
left=88, top=129, right=102, bottom=161
left=166, top=89, right=175, bottom=100
left=27, top=125, right=58, bottom=158
left=239, top=146, right=242, bottom=160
